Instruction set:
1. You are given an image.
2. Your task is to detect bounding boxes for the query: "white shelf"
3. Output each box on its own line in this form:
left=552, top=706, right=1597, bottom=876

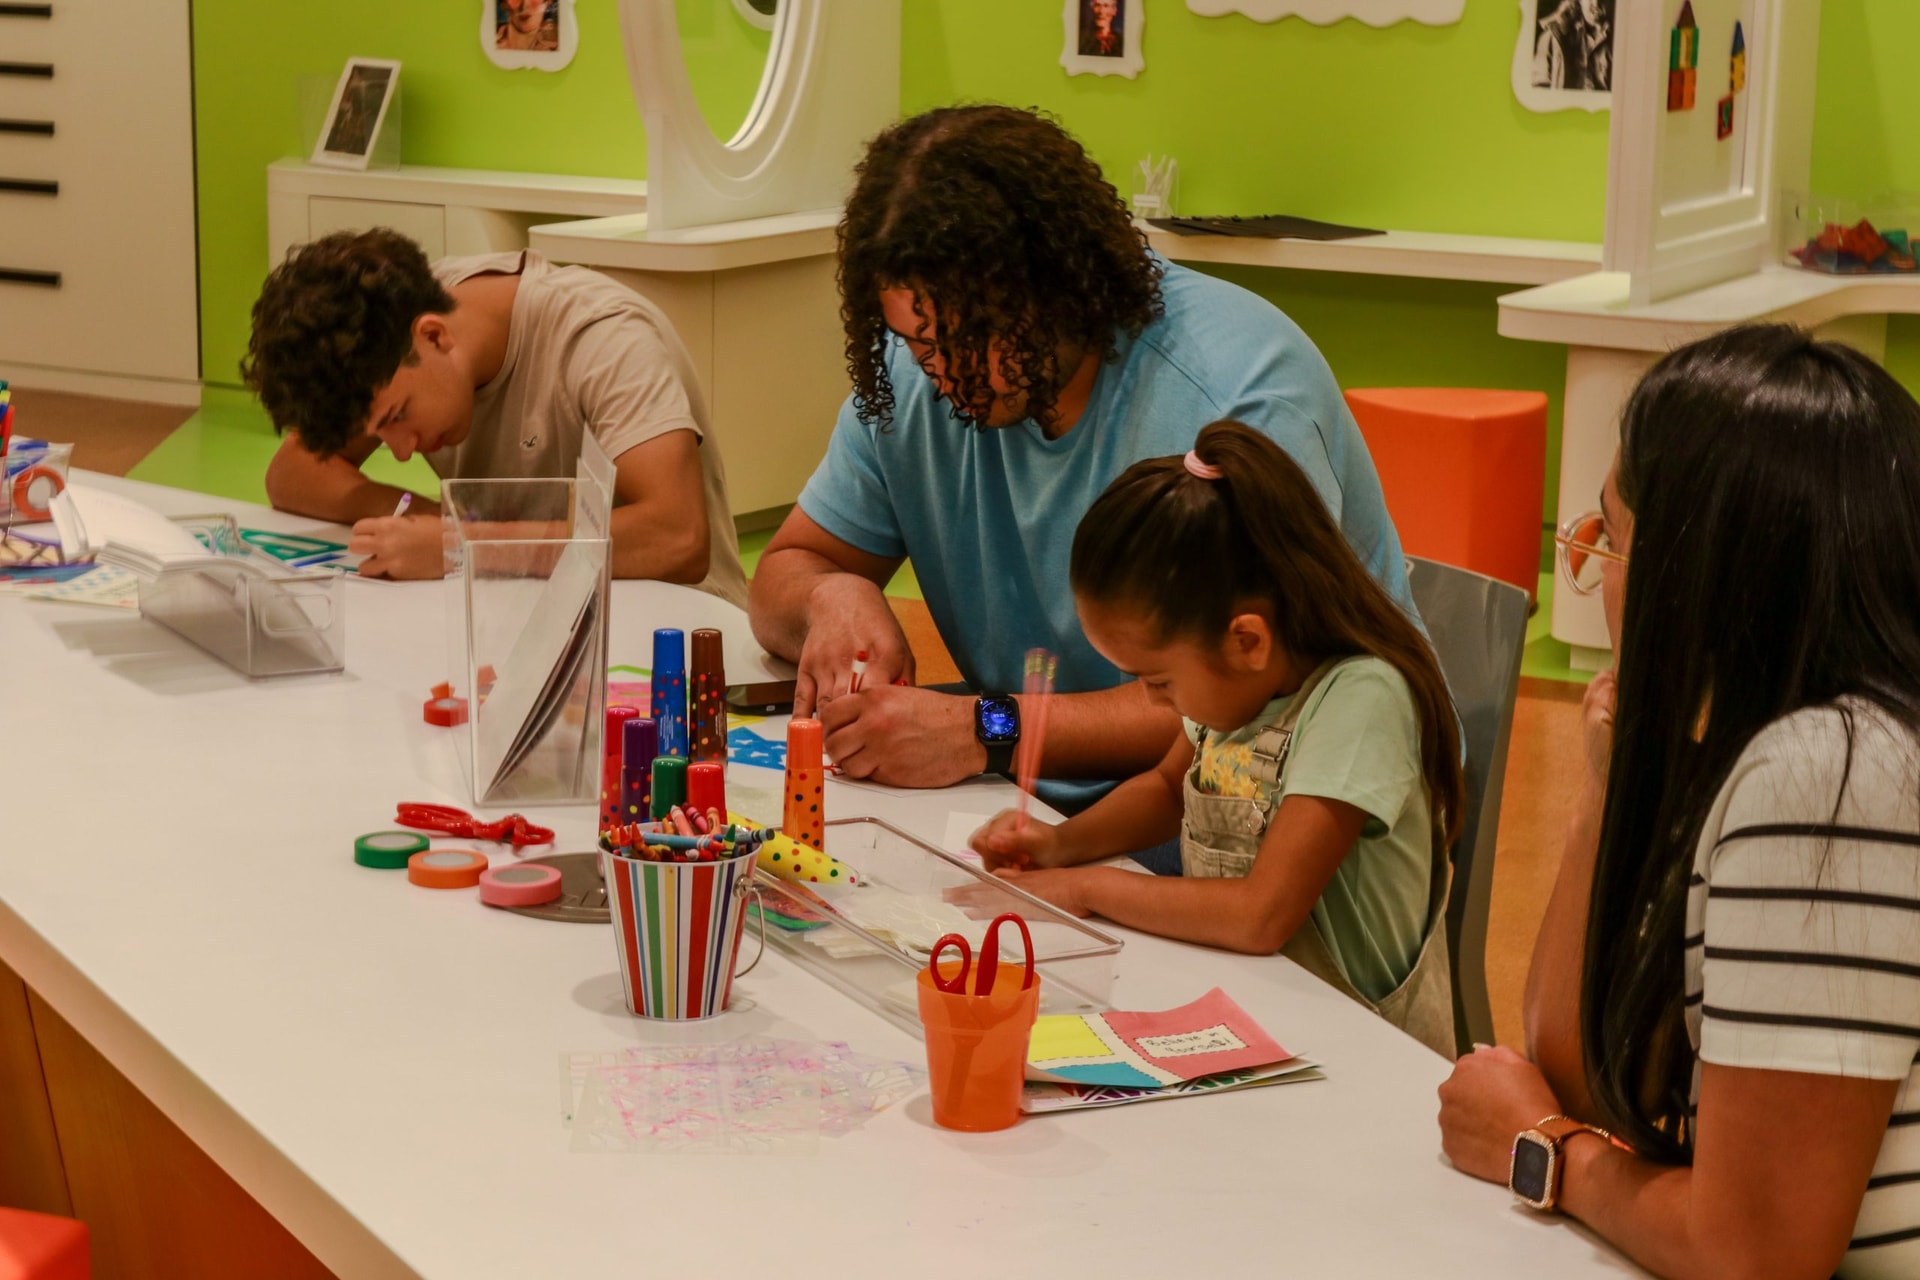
left=267, top=159, right=648, bottom=219
left=1143, top=226, right=1603, bottom=286
left=1499, top=265, right=1920, bottom=351
left=528, top=208, right=841, bottom=274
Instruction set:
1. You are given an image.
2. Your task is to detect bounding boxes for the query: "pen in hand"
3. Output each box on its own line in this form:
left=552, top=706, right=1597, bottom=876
left=390, top=493, right=413, bottom=519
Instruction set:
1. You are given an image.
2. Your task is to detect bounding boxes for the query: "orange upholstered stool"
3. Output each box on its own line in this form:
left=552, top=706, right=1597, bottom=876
left=0, top=1208, right=89, bottom=1280
left=1346, top=388, right=1548, bottom=600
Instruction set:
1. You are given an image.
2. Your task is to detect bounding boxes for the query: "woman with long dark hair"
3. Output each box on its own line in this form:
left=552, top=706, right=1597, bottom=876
left=1438, top=325, right=1920, bottom=1278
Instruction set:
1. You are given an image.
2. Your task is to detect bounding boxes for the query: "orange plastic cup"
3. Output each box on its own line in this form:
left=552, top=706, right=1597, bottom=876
left=916, top=962, right=1041, bottom=1132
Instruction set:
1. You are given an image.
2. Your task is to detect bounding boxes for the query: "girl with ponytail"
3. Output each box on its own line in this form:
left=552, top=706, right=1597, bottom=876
left=971, top=419, right=1463, bottom=1053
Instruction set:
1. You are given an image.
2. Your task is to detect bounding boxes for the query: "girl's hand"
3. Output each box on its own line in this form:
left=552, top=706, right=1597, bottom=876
left=1582, top=667, right=1617, bottom=790
left=969, top=809, right=1064, bottom=871
left=991, top=866, right=1093, bottom=917
left=1437, top=1044, right=1565, bottom=1184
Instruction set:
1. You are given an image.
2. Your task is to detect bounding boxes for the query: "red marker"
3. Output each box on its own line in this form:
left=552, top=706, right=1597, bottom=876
left=849, top=648, right=869, bottom=694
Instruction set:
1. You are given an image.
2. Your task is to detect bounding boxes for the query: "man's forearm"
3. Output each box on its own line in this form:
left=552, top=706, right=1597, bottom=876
left=1022, top=683, right=1182, bottom=781
left=748, top=547, right=841, bottom=662
left=607, top=504, right=707, bottom=583
left=265, top=447, right=433, bottom=524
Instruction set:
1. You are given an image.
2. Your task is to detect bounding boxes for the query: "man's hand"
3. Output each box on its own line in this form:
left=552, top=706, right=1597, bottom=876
left=349, top=514, right=443, bottom=579
left=817, top=686, right=982, bottom=788
left=793, top=574, right=914, bottom=718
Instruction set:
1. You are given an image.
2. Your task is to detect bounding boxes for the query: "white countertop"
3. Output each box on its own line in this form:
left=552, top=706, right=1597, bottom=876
left=0, top=474, right=1645, bottom=1279
left=1499, top=264, right=1920, bottom=351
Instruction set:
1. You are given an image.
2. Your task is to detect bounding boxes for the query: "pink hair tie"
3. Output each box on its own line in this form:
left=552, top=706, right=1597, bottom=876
left=1183, top=450, right=1223, bottom=481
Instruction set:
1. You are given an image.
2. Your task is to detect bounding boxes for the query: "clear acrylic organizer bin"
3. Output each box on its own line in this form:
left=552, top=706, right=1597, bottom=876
left=754, top=817, right=1124, bottom=1036
left=139, top=561, right=346, bottom=678
left=442, top=477, right=610, bottom=807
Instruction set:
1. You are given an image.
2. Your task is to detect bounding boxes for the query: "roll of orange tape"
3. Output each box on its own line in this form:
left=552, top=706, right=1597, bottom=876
left=407, top=848, right=487, bottom=889
left=11, top=465, right=63, bottom=522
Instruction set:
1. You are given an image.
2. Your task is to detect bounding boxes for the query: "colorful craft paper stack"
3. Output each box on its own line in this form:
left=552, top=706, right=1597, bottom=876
left=783, top=717, right=826, bottom=852
left=688, top=628, right=727, bottom=763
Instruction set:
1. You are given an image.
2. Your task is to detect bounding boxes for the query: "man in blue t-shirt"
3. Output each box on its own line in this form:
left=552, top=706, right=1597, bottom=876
left=749, top=105, right=1413, bottom=806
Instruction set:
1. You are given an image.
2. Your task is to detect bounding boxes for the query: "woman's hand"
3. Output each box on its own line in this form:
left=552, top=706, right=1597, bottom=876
left=1437, top=1044, right=1565, bottom=1185
left=969, top=809, right=1065, bottom=871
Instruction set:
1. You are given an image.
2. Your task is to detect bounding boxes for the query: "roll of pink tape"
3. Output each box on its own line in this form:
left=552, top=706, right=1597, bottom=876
left=478, top=863, right=563, bottom=907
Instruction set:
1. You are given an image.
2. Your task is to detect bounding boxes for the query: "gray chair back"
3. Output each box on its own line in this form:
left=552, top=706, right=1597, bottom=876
left=1405, top=556, right=1530, bottom=1055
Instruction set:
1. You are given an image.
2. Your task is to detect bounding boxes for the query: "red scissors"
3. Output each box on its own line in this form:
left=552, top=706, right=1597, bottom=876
left=395, top=803, right=555, bottom=848
left=928, top=912, right=1036, bottom=996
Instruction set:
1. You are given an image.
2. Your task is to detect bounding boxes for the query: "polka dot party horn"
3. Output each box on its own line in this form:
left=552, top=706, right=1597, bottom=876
left=781, top=717, right=826, bottom=852
left=688, top=627, right=727, bottom=763
left=727, top=810, right=858, bottom=887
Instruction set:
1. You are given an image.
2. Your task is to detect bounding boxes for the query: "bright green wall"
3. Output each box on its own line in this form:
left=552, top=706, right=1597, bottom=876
left=180, top=0, right=1919, bottom=525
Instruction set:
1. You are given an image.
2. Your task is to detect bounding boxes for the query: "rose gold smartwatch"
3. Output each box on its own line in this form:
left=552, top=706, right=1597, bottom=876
left=1509, top=1114, right=1613, bottom=1211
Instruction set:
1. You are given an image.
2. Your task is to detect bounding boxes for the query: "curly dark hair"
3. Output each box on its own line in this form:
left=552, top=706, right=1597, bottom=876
left=241, top=227, right=454, bottom=457
left=837, top=105, right=1164, bottom=431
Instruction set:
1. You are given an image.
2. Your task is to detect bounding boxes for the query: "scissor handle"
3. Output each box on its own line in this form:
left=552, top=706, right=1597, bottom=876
left=928, top=933, right=973, bottom=995
left=977, top=912, right=1037, bottom=994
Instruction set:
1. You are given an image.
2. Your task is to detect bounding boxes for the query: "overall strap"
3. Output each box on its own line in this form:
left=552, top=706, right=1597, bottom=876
left=1240, top=658, right=1349, bottom=807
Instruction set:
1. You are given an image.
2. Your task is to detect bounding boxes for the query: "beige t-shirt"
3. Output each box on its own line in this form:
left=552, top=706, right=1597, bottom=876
left=428, top=251, right=747, bottom=608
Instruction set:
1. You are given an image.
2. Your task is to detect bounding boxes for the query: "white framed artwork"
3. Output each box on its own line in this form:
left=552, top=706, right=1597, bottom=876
left=310, top=58, right=401, bottom=170
left=1061, top=0, right=1143, bottom=79
left=1512, top=0, right=1614, bottom=114
left=1186, top=0, right=1462, bottom=23
left=482, top=0, right=578, bottom=72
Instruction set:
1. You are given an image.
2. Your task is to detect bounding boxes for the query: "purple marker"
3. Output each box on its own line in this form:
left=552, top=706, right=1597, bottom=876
left=620, top=717, right=658, bottom=824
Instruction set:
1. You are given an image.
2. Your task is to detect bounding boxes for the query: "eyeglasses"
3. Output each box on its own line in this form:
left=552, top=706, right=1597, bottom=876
left=1555, top=510, right=1628, bottom=596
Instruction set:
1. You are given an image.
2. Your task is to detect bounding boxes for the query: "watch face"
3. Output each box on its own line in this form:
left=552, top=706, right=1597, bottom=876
left=976, top=695, right=1019, bottom=744
left=1509, top=1132, right=1554, bottom=1208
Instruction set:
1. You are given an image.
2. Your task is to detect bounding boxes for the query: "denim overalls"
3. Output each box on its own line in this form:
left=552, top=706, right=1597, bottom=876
left=1180, top=659, right=1457, bottom=1058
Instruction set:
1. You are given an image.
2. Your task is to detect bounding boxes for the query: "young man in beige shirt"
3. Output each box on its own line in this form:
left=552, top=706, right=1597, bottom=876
left=246, top=227, right=746, bottom=607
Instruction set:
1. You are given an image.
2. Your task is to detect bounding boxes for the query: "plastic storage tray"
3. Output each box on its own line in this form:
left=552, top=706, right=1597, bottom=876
left=139, top=560, right=345, bottom=678
left=754, top=817, right=1123, bottom=1035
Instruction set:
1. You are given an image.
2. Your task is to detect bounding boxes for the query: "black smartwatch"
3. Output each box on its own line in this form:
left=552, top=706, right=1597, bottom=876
left=974, top=693, right=1021, bottom=775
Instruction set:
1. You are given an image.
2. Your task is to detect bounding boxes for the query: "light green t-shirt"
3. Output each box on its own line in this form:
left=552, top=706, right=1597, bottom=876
left=1184, top=656, right=1432, bottom=1003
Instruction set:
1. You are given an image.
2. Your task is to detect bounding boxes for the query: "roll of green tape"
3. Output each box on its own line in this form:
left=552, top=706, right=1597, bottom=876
left=355, top=830, right=430, bottom=869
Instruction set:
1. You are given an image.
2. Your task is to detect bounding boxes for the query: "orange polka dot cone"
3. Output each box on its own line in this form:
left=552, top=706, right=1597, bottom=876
left=782, top=717, right=826, bottom=852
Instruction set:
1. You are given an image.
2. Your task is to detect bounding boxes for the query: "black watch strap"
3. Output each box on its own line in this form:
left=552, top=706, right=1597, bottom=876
left=983, top=741, right=1017, bottom=776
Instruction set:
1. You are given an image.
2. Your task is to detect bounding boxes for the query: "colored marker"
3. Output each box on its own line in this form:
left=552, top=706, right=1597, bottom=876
left=391, top=492, right=413, bottom=518
left=849, top=648, right=869, bottom=694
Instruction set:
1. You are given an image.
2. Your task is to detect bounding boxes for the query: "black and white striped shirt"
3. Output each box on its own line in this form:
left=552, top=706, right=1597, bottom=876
left=1685, top=702, right=1920, bottom=1279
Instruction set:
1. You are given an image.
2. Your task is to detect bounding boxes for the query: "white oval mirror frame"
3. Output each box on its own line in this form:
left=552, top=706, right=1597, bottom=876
left=618, top=0, right=899, bottom=231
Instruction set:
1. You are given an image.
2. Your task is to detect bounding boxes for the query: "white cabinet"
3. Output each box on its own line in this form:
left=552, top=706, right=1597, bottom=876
left=0, top=0, right=199, bottom=403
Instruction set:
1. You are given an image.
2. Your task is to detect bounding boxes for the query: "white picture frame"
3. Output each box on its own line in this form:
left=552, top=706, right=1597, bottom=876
left=1061, top=0, right=1144, bottom=80
left=482, top=0, right=578, bottom=73
left=1186, top=0, right=1462, bottom=23
left=1512, top=0, right=1615, bottom=114
left=310, top=58, right=401, bottom=171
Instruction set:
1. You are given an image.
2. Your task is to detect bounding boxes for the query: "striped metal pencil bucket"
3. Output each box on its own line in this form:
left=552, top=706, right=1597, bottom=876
left=601, top=847, right=765, bottom=1020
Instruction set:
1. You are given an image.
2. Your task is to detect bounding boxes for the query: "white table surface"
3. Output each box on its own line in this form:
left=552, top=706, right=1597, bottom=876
left=0, top=474, right=1645, bottom=1279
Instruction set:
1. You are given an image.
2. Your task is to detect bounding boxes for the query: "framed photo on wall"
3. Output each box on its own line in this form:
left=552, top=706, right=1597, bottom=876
left=1061, top=0, right=1144, bottom=79
left=482, top=0, right=578, bottom=72
left=311, top=58, right=401, bottom=170
left=1512, top=0, right=1614, bottom=113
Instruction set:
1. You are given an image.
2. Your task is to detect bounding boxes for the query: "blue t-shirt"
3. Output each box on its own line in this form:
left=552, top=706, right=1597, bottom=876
left=797, top=261, right=1413, bottom=804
